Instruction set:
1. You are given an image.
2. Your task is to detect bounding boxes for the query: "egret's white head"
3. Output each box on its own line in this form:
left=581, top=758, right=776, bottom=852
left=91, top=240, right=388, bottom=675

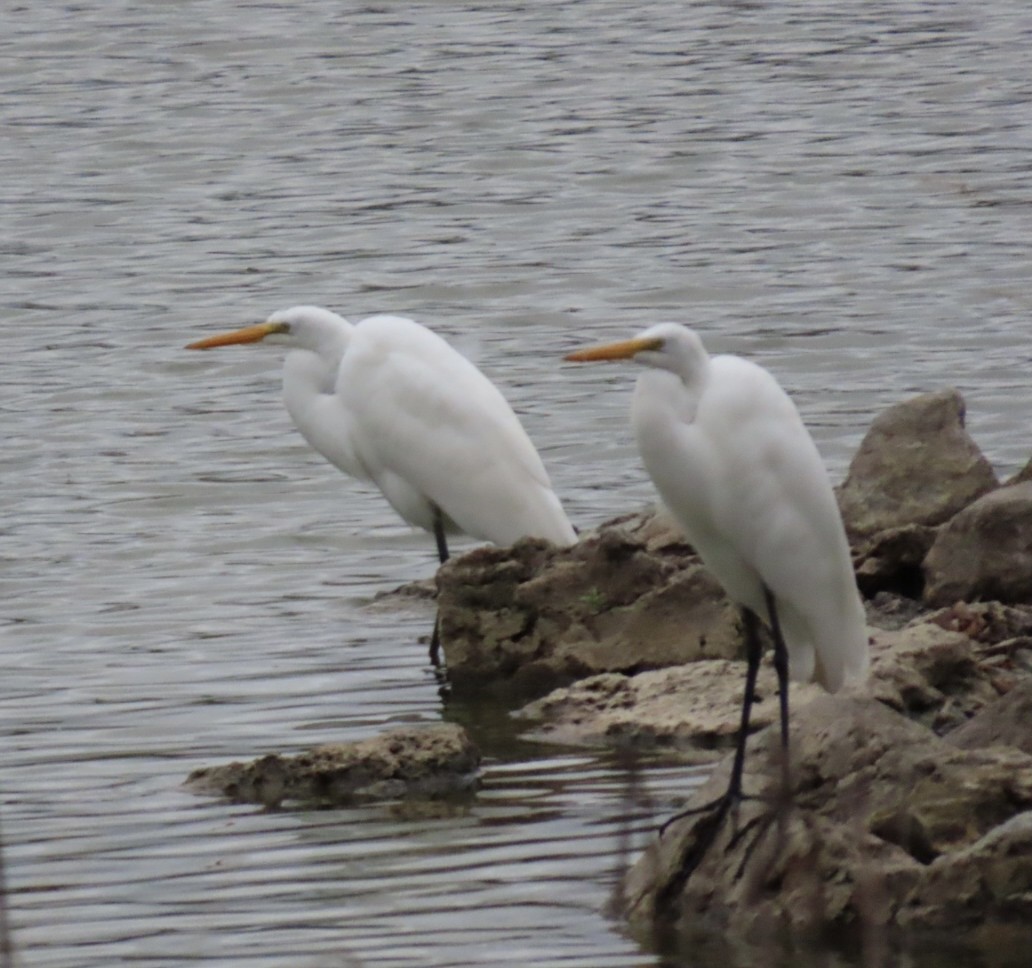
left=564, top=323, right=708, bottom=378
left=186, top=305, right=351, bottom=353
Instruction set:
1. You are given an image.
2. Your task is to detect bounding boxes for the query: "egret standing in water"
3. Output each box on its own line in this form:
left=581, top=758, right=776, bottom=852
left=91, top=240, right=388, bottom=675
left=565, top=324, right=868, bottom=844
left=187, top=306, right=576, bottom=662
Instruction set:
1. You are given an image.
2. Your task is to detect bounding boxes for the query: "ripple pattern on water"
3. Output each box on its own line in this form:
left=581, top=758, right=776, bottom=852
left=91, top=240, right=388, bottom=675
left=4, top=1, right=1032, bottom=965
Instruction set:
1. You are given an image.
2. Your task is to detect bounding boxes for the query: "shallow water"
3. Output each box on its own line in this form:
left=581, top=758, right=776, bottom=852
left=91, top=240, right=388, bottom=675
left=4, top=1, right=1032, bottom=965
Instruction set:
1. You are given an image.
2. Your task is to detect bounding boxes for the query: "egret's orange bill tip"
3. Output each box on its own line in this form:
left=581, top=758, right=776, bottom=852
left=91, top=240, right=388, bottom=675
left=564, top=336, right=662, bottom=362
left=185, top=322, right=281, bottom=350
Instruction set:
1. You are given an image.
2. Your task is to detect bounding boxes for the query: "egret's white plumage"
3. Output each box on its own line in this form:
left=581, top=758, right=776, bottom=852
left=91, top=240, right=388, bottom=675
left=566, top=323, right=868, bottom=848
left=187, top=306, right=576, bottom=553
left=566, top=322, right=867, bottom=693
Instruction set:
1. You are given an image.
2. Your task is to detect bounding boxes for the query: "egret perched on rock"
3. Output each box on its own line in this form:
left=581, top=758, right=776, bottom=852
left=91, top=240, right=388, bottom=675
left=565, top=323, right=868, bottom=844
left=187, top=306, right=576, bottom=662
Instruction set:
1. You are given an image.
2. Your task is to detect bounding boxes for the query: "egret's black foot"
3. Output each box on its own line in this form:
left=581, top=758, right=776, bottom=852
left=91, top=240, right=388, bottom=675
left=656, top=790, right=740, bottom=892
left=729, top=806, right=778, bottom=879
left=659, top=787, right=760, bottom=839
left=660, top=784, right=791, bottom=889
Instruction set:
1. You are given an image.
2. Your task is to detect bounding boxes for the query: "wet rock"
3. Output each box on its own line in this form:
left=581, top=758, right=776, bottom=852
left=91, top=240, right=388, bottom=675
left=518, top=661, right=823, bottom=755
left=623, top=695, right=1032, bottom=945
left=837, top=389, right=997, bottom=539
left=436, top=511, right=743, bottom=698
left=184, top=723, right=480, bottom=808
left=923, top=482, right=1032, bottom=607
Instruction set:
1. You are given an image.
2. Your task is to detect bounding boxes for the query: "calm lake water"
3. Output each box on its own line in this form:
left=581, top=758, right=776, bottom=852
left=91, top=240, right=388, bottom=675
left=4, top=1, right=1032, bottom=965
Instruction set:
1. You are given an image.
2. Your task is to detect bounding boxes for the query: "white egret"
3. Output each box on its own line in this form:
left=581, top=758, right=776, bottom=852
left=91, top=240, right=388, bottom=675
left=187, top=306, right=577, bottom=661
left=565, top=324, right=868, bottom=844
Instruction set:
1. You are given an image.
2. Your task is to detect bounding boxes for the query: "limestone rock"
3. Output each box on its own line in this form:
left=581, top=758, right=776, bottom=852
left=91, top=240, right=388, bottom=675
left=900, top=811, right=1032, bottom=931
left=1006, top=456, right=1032, bottom=486
left=947, top=679, right=1032, bottom=755
left=623, top=696, right=1032, bottom=946
left=837, top=389, right=997, bottom=539
left=923, top=482, right=1032, bottom=607
left=867, top=622, right=999, bottom=733
left=436, top=511, right=742, bottom=697
left=517, top=661, right=823, bottom=754
left=517, top=617, right=1004, bottom=753
left=184, top=723, right=480, bottom=808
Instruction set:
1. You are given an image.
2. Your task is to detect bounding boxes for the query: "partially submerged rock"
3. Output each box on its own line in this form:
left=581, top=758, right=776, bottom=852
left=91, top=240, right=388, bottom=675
left=359, top=387, right=1032, bottom=954
left=837, top=388, right=997, bottom=540
left=185, top=723, right=480, bottom=808
left=623, top=695, right=1032, bottom=948
left=517, top=601, right=1032, bottom=953
left=437, top=510, right=742, bottom=697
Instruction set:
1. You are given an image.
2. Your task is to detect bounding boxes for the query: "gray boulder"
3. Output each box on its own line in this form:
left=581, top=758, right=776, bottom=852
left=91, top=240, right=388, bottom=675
left=923, top=482, right=1032, bottom=607
left=837, top=389, right=997, bottom=539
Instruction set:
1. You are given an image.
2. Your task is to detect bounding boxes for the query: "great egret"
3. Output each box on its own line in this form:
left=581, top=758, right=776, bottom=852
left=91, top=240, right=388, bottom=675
left=565, top=324, right=868, bottom=848
left=187, top=306, right=577, bottom=661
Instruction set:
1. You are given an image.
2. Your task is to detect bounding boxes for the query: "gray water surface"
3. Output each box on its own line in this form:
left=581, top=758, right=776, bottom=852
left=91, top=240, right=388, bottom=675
left=4, top=2, right=1032, bottom=965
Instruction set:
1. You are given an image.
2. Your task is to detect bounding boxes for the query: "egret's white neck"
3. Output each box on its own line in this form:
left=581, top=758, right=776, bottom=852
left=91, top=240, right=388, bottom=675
left=283, top=327, right=349, bottom=397
left=279, top=318, right=367, bottom=479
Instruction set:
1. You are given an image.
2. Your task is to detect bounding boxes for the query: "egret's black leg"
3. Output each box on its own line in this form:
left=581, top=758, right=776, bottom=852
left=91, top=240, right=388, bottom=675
left=429, top=508, right=449, bottom=666
left=727, top=588, right=794, bottom=877
left=433, top=508, right=450, bottom=566
left=725, top=606, right=765, bottom=803
left=660, top=604, right=765, bottom=837
left=764, top=585, right=791, bottom=795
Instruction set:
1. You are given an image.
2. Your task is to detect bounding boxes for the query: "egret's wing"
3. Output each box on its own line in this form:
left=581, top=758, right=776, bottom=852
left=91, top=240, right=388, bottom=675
left=637, top=355, right=866, bottom=690
left=702, top=359, right=867, bottom=690
left=338, top=317, right=574, bottom=547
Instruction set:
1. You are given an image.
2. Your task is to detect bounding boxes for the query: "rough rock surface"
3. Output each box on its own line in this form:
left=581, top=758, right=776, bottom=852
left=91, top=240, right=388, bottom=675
left=836, top=389, right=997, bottom=539
left=866, top=621, right=1001, bottom=733
left=852, top=523, right=937, bottom=599
left=516, top=614, right=1012, bottom=750
left=947, top=678, right=1032, bottom=755
left=436, top=510, right=743, bottom=697
left=623, top=695, right=1032, bottom=947
left=518, top=599, right=1032, bottom=955
left=518, top=662, right=823, bottom=755
left=366, top=389, right=1032, bottom=954
left=184, top=723, right=480, bottom=808
left=923, top=482, right=1032, bottom=607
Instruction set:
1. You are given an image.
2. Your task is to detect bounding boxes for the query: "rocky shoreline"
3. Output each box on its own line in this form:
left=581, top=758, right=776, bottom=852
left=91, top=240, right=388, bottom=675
left=438, top=386, right=1032, bottom=953
left=188, top=388, right=1032, bottom=958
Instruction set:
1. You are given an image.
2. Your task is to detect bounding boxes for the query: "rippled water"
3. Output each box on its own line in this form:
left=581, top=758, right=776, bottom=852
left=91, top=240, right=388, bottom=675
left=4, top=1, right=1032, bottom=965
